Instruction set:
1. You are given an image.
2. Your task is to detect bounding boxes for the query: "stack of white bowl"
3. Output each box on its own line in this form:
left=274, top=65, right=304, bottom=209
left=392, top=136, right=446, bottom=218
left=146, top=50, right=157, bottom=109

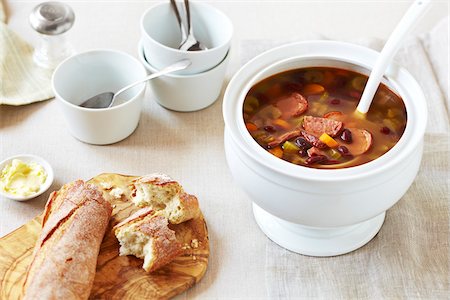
left=51, top=3, right=232, bottom=145
left=140, top=2, right=233, bottom=112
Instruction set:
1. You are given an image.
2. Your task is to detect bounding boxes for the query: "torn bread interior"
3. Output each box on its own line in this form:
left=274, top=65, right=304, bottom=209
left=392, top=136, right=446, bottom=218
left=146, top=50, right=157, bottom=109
left=114, top=207, right=182, bottom=273
left=130, top=174, right=200, bottom=224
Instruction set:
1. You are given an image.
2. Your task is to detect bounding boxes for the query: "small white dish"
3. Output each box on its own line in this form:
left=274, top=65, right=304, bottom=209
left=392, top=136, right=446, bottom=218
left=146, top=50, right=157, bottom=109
left=52, top=49, right=147, bottom=145
left=138, top=41, right=229, bottom=112
left=140, top=2, right=233, bottom=75
left=0, top=154, right=54, bottom=201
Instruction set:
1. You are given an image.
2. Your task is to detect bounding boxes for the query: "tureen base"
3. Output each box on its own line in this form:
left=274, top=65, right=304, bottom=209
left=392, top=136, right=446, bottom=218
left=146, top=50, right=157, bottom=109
left=252, top=203, right=385, bottom=256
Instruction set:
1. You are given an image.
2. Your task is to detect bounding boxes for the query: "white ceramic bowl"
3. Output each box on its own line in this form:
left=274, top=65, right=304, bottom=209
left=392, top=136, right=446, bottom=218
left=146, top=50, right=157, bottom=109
left=141, top=2, right=233, bottom=75
left=52, top=50, right=147, bottom=145
left=138, top=41, right=229, bottom=112
left=222, top=41, right=427, bottom=256
left=0, top=154, right=54, bottom=201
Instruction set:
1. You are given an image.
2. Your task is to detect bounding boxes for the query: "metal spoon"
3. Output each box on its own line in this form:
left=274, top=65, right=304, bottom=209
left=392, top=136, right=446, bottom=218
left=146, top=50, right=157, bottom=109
left=179, top=0, right=207, bottom=51
left=79, top=59, right=191, bottom=109
left=170, top=0, right=207, bottom=52
left=170, top=0, right=188, bottom=48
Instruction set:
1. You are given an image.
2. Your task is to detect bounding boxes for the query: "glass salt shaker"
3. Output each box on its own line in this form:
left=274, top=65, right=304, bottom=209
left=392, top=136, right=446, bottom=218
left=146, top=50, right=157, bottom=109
left=29, top=2, right=75, bottom=69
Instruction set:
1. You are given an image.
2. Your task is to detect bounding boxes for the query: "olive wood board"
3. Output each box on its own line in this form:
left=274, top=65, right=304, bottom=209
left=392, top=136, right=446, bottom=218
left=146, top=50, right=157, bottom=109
left=0, top=173, right=210, bottom=300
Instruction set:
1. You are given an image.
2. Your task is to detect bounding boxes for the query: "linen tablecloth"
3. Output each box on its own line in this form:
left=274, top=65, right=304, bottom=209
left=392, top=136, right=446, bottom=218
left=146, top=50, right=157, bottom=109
left=240, top=17, right=449, bottom=299
left=1, top=14, right=448, bottom=300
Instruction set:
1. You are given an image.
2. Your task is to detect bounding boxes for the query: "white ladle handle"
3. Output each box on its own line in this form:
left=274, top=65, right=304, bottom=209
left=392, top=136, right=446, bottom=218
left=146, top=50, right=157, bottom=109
left=109, top=59, right=191, bottom=108
left=356, top=0, right=431, bottom=114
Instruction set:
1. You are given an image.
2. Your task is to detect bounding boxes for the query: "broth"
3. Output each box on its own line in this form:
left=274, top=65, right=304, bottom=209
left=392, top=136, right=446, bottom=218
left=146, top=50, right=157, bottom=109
left=243, top=67, right=407, bottom=169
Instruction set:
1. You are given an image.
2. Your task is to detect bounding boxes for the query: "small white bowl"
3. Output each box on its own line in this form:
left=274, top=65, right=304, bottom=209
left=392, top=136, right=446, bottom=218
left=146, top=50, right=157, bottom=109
left=0, top=154, right=54, bottom=201
left=140, top=2, right=233, bottom=75
left=138, top=41, right=229, bottom=112
left=52, top=50, right=147, bottom=145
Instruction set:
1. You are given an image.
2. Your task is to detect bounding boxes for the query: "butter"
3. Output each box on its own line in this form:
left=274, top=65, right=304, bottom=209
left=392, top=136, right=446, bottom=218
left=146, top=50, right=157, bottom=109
left=0, top=159, right=47, bottom=197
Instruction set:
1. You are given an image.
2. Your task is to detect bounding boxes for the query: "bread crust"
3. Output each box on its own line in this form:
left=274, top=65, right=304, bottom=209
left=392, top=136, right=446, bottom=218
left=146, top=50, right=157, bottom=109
left=138, top=215, right=183, bottom=272
left=130, top=173, right=200, bottom=224
left=114, top=206, right=154, bottom=229
left=22, top=180, right=112, bottom=300
left=114, top=174, right=200, bottom=273
left=167, top=192, right=200, bottom=224
left=113, top=208, right=182, bottom=273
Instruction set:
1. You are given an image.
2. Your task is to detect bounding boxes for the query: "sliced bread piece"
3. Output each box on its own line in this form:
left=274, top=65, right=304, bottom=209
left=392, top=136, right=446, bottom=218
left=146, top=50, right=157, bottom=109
left=131, top=174, right=182, bottom=208
left=114, top=207, right=182, bottom=273
left=165, top=192, right=200, bottom=224
left=130, top=174, right=200, bottom=224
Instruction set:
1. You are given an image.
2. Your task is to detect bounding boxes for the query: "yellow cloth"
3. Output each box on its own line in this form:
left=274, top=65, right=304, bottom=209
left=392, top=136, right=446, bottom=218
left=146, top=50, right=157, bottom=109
left=0, top=2, right=53, bottom=105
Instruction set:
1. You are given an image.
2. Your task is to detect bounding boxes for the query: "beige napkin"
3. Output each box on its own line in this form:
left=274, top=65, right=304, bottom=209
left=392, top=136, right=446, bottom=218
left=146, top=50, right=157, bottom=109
left=0, top=1, right=53, bottom=105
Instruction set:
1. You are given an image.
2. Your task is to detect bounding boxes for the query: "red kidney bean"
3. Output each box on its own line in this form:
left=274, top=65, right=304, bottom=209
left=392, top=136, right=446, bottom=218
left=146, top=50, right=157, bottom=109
left=337, top=145, right=350, bottom=155
left=295, top=137, right=311, bottom=149
left=340, top=129, right=353, bottom=143
left=330, top=99, right=340, bottom=105
left=284, top=82, right=303, bottom=93
left=305, top=155, right=328, bottom=165
left=380, top=126, right=391, bottom=134
left=264, top=125, right=276, bottom=133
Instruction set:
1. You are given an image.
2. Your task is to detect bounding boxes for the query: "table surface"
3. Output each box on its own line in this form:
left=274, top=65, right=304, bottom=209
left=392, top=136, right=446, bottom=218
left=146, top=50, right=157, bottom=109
left=1, top=1, right=449, bottom=299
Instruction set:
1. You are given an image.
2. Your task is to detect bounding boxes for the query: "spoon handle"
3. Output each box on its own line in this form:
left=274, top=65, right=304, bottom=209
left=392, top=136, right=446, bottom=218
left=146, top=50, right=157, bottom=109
left=170, top=0, right=188, bottom=45
left=184, top=0, right=191, bottom=35
left=356, top=0, right=431, bottom=114
left=109, top=59, right=192, bottom=108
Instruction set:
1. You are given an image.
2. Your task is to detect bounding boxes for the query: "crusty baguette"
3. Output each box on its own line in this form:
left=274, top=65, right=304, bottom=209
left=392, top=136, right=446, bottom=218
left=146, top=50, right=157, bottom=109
left=22, top=180, right=112, bottom=300
left=114, top=207, right=182, bottom=272
left=130, top=174, right=200, bottom=224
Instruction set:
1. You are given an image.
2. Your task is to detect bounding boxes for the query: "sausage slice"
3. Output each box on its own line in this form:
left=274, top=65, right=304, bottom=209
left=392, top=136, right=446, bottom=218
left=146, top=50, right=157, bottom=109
left=303, top=116, right=343, bottom=137
left=307, top=147, right=326, bottom=157
left=300, top=130, right=327, bottom=149
left=344, top=128, right=373, bottom=155
left=276, top=93, right=308, bottom=119
left=267, top=129, right=302, bottom=148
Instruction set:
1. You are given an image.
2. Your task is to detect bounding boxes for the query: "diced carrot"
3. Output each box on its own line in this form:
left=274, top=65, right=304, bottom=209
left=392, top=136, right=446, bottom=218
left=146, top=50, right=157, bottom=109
left=245, top=122, right=258, bottom=132
left=323, top=111, right=343, bottom=119
left=302, top=83, right=325, bottom=95
left=268, top=146, right=283, bottom=158
left=319, top=133, right=339, bottom=148
left=272, top=118, right=291, bottom=130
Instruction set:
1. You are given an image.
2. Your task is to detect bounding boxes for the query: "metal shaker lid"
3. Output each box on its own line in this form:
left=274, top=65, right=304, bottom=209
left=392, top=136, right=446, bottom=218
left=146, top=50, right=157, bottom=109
left=29, top=2, right=75, bottom=35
